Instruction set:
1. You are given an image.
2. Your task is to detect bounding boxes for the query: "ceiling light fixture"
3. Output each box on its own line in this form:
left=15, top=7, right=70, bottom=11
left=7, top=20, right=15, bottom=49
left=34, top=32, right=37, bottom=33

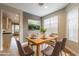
left=16, top=14, right=18, bottom=17
left=38, top=3, right=44, bottom=7
left=38, top=3, right=48, bottom=8
left=45, top=6, right=48, bottom=8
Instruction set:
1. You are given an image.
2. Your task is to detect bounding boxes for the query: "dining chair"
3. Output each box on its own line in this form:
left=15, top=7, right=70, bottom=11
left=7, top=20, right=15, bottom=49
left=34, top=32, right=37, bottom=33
left=50, top=37, right=67, bottom=55
left=41, top=41, right=62, bottom=56
left=60, top=38, right=67, bottom=56
left=15, top=39, right=34, bottom=56
left=27, top=34, right=36, bottom=49
left=45, top=33, right=58, bottom=46
left=49, top=33, right=58, bottom=37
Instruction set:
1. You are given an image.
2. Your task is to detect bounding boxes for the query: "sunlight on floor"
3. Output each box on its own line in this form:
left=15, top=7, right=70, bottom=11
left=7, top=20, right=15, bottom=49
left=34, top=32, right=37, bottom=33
left=10, top=37, right=17, bottom=49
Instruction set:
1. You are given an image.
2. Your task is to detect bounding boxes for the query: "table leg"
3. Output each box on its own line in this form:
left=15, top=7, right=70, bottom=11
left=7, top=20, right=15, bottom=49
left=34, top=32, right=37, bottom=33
left=28, top=40, right=30, bottom=46
left=36, top=45, right=40, bottom=56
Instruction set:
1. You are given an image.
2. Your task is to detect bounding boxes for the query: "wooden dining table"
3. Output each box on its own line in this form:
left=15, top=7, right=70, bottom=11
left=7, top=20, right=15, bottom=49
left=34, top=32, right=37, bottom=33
left=26, top=35, right=58, bottom=56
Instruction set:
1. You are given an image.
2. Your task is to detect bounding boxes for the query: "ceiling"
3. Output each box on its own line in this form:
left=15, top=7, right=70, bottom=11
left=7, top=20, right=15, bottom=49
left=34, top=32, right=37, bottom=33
left=4, top=3, right=68, bottom=17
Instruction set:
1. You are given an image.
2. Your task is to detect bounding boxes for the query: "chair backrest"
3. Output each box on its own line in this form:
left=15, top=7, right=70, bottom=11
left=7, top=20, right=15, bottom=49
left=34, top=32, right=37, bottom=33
left=15, top=39, right=25, bottom=56
left=52, top=42, right=62, bottom=56
left=28, top=33, right=36, bottom=39
left=61, top=38, right=67, bottom=50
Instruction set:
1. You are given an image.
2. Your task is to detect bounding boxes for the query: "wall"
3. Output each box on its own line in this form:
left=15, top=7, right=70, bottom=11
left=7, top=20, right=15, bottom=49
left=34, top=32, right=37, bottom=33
left=23, top=12, right=41, bottom=42
left=0, top=8, right=3, bottom=50
left=0, top=8, right=2, bottom=50
left=65, top=3, right=79, bottom=55
left=0, top=4, right=23, bottom=50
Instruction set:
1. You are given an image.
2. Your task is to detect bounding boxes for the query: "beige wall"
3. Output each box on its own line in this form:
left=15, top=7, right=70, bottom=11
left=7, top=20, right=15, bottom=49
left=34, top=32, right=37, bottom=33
left=0, top=9, right=3, bottom=50
left=0, top=4, right=23, bottom=50
left=0, top=8, right=1, bottom=50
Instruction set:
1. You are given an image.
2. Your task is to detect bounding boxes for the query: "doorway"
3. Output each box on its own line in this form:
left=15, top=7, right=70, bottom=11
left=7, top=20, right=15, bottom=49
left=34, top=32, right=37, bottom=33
left=1, top=9, right=20, bottom=51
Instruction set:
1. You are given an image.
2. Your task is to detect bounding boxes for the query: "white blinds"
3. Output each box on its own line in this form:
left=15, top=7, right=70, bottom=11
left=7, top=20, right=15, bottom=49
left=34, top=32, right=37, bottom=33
left=67, top=6, right=78, bottom=42
left=44, top=16, right=58, bottom=36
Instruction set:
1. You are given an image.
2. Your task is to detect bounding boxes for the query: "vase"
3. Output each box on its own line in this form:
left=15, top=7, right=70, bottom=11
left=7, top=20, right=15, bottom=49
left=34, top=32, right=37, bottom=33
left=40, top=32, right=45, bottom=39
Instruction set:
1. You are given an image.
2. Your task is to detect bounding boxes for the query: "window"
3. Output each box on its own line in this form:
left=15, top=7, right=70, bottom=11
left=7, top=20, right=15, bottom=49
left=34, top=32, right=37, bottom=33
left=44, top=16, right=58, bottom=35
left=12, top=24, right=19, bottom=34
left=15, top=25, right=19, bottom=33
left=12, top=24, right=14, bottom=34
left=67, top=6, right=78, bottom=42
left=28, top=19, right=41, bottom=35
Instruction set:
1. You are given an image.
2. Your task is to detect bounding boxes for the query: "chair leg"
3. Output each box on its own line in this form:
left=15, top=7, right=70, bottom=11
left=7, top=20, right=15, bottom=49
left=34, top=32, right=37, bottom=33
left=31, top=53, right=34, bottom=56
left=60, top=51, right=62, bottom=56
left=31, top=45, right=33, bottom=49
left=42, top=53, right=44, bottom=56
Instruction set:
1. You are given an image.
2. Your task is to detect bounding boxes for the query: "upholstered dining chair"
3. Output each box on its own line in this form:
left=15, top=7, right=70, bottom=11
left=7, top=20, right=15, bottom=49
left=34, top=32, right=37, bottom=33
left=15, top=39, right=34, bottom=56
left=51, top=38, right=67, bottom=56
left=41, top=42, right=62, bottom=56
left=49, top=33, right=58, bottom=37
left=45, top=33, right=58, bottom=46
left=60, top=38, right=67, bottom=55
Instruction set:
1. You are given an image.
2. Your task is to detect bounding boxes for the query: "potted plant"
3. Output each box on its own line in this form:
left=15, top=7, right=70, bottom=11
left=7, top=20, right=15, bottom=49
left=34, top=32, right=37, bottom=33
left=40, top=27, right=46, bottom=33
left=40, top=27, right=47, bottom=39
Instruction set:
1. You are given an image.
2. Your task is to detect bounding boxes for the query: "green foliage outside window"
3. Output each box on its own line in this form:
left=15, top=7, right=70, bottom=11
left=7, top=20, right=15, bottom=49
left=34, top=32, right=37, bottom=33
left=28, top=24, right=40, bottom=30
left=28, top=19, right=40, bottom=30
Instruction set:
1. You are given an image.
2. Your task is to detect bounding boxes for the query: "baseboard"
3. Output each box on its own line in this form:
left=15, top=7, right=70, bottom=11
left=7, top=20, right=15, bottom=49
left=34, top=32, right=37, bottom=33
left=65, top=46, right=79, bottom=56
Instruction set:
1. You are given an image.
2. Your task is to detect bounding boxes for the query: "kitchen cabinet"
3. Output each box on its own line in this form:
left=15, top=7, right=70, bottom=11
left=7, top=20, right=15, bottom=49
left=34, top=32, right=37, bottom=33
left=3, top=32, right=12, bottom=50
left=2, top=13, right=12, bottom=50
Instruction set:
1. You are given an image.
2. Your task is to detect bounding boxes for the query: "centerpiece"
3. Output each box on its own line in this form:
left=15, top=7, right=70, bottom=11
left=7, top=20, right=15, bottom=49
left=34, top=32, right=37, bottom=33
left=40, top=27, right=47, bottom=39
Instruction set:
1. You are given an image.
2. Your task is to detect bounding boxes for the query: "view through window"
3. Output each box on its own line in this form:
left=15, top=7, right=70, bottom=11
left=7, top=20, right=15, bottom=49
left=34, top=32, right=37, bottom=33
left=28, top=19, right=40, bottom=30
left=12, top=24, right=19, bottom=34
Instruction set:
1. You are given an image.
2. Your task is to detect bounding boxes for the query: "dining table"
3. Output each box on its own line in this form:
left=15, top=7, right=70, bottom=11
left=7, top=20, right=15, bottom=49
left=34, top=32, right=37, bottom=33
left=26, top=35, right=58, bottom=56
